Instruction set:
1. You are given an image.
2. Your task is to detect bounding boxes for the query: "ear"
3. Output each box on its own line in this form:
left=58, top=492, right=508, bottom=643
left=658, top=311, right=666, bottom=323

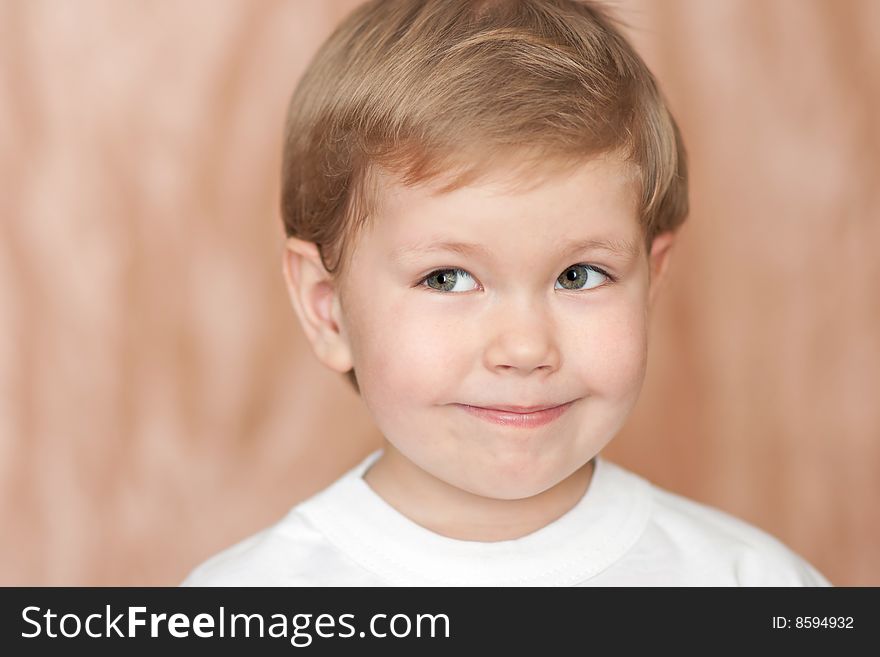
left=647, top=230, right=677, bottom=308
left=281, top=237, right=353, bottom=373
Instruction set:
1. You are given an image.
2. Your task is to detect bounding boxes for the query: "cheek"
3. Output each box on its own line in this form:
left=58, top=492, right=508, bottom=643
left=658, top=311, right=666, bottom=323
left=566, top=296, right=649, bottom=398
left=347, top=293, right=461, bottom=410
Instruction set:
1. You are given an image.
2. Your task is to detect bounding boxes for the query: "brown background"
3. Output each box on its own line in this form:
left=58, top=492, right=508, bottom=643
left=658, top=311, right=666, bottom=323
left=1, top=0, right=877, bottom=586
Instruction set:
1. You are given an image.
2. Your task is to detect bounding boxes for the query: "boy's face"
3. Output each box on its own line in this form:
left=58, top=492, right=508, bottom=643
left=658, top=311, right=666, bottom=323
left=285, top=152, right=675, bottom=501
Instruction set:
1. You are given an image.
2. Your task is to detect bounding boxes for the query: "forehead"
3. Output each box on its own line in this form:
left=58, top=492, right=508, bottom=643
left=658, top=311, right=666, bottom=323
left=365, top=154, right=643, bottom=257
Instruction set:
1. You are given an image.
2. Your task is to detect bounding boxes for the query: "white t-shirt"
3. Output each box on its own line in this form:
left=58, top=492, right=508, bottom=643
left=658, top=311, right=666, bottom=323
left=181, top=449, right=831, bottom=586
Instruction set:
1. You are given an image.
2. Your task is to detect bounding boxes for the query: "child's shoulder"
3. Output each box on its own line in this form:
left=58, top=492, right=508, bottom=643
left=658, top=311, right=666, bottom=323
left=178, top=510, right=320, bottom=586
left=179, top=452, right=384, bottom=587
left=613, top=461, right=830, bottom=586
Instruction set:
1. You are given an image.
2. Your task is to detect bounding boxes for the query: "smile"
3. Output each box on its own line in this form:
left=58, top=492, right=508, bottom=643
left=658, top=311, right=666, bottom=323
left=455, top=401, right=575, bottom=428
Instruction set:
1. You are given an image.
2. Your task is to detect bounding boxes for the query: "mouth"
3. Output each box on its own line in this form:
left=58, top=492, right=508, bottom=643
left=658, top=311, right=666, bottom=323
left=454, top=400, right=576, bottom=428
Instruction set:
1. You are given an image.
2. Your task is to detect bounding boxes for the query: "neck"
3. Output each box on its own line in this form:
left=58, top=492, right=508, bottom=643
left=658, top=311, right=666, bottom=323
left=361, top=440, right=595, bottom=542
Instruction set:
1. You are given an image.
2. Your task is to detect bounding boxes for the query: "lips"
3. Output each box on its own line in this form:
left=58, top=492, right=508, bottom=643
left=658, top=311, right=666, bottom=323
left=455, top=400, right=575, bottom=428
left=475, top=403, right=565, bottom=413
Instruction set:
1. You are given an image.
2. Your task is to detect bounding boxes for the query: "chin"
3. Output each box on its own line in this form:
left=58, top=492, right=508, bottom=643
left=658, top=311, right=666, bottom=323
left=476, top=482, right=555, bottom=501
left=457, top=465, right=562, bottom=501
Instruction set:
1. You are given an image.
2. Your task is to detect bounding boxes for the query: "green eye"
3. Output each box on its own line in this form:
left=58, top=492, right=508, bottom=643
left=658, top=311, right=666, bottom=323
left=555, top=264, right=611, bottom=291
left=423, top=268, right=478, bottom=293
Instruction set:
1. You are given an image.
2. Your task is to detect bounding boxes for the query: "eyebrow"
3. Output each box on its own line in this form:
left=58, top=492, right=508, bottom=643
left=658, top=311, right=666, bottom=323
left=390, top=236, right=641, bottom=263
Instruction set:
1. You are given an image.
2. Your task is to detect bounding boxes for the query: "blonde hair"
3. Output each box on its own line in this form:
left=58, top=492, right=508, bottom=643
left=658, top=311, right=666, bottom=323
left=280, top=0, right=689, bottom=392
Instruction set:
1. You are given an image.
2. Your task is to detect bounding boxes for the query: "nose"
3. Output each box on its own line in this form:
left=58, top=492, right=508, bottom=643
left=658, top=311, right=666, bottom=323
left=482, top=297, right=562, bottom=376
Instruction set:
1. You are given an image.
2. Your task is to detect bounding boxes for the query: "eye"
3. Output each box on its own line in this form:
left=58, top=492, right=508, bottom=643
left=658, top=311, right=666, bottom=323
left=420, top=268, right=479, bottom=293
left=555, top=264, right=613, bottom=291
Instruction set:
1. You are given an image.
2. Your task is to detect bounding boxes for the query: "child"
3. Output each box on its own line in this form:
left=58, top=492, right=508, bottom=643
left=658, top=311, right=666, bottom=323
left=182, top=0, right=829, bottom=586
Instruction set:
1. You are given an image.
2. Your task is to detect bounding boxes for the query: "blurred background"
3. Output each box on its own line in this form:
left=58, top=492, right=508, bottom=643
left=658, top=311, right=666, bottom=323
left=1, top=0, right=877, bottom=586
